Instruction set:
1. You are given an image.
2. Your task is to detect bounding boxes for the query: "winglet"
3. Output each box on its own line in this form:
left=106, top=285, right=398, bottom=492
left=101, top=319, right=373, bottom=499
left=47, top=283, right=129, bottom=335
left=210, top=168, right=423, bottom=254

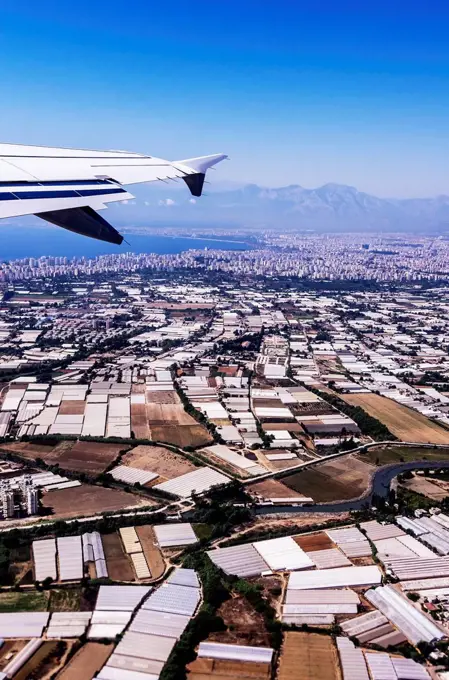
left=174, top=154, right=228, bottom=197
left=175, top=153, right=228, bottom=174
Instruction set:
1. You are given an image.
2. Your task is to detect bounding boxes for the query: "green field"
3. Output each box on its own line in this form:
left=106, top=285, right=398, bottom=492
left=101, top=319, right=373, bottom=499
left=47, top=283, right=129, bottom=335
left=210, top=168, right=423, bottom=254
left=0, top=591, right=48, bottom=612
left=360, top=445, right=449, bottom=467
left=48, top=588, right=82, bottom=612
left=193, top=523, right=213, bottom=541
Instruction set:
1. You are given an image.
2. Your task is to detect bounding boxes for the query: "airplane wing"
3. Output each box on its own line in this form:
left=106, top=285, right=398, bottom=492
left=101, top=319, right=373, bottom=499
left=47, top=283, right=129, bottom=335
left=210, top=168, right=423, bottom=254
left=0, top=144, right=227, bottom=245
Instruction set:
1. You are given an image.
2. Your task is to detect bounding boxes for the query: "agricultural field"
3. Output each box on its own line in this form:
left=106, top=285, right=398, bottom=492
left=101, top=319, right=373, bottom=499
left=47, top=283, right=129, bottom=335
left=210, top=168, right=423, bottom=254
left=208, top=595, right=271, bottom=647
left=15, top=640, right=72, bottom=680
left=361, top=444, right=449, bottom=466
left=277, top=631, right=340, bottom=680
left=102, top=532, right=135, bottom=581
left=283, top=455, right=373, bottom=502
left=122, top=445, right=198, bottom=479
left=3, top=440, right=127, bottom=475
left=48, top=589, right=83, bottom=612
left=136, top=525, right=165, bottom=580
left=56, top=441, right=126, bottom=474
left=294, top=531, right=335, bottom=551
left=9, top=543, right=32, bottom=585
left=151, top=424, right=213, bottom=448
left=0, top=590, right=48, bottom=612
left=341, top=392, right=449, bottom=444
left=144, top=392, right=213, bottom=448
left=249, top=478, right=309, bottom=499
left=58, top=400, right=86, bottom=415
left=57, top=642, right=114, bottom=680
left=41, top=483, right=148, bottom=519
left=187, top=657, right=271, bottom=680
left=400, top=474, right=449, bottom=501
left=131, top=403, right=150, bottom=439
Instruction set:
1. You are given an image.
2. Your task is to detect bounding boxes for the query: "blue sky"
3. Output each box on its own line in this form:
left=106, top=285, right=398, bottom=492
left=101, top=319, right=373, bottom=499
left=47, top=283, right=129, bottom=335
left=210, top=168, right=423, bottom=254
left=1, top=1, right=449, bottom=197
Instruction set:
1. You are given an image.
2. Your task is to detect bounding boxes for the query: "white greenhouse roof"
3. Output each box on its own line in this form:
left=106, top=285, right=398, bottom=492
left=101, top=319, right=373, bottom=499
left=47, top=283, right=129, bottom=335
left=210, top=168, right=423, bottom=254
left=288, top=565, right=382, bottom=590
left=198, top=641, right=273, bottom=664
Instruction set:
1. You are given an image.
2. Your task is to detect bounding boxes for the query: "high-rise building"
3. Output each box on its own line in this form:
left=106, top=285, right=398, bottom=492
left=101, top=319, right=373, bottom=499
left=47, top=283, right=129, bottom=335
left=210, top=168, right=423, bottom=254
left=26, top=487, right=39, bottom=516
left=0, top=488, right=14, bottom=518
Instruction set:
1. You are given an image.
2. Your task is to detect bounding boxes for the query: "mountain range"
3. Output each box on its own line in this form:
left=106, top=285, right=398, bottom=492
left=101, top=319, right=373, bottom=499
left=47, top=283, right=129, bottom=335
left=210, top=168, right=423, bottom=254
left=9, top=182, right=449, bottom=234
left=105, top=181, right=449, bottom=234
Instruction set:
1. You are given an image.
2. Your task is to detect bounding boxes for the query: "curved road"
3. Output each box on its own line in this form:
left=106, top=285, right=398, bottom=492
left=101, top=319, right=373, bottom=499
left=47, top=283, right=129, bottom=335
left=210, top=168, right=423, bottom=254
left=255, top=460, right=449, bottom=515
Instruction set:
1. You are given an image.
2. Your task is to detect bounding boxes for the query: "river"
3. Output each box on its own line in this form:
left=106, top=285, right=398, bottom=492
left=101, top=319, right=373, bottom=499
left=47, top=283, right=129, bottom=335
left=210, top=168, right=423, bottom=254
left=255, top=461, right=449, bottom=515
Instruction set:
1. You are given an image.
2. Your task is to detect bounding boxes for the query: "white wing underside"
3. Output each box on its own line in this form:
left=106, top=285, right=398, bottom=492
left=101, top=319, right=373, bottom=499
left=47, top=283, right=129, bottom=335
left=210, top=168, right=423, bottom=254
left=0, top=143, right=227, bottom=243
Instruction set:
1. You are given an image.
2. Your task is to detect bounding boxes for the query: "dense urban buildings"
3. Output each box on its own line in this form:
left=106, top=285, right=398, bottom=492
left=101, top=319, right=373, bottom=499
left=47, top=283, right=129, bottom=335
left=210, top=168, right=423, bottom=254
left=0, top=237, right=449, bottom=677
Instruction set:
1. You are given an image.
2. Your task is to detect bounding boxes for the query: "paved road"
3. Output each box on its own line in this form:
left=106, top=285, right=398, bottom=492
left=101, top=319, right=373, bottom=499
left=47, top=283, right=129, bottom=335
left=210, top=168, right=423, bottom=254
left=242, top=440, right=449, bottom=484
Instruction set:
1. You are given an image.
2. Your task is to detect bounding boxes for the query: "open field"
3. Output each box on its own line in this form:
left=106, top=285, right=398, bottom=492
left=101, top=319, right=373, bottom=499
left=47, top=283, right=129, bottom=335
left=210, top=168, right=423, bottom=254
left=48, top=589, right=82, bottom=612
left=15, top=640, right=72, bottom=680
left=146, top=390, right=179, bottom=404
left=131, top=403, right=150, bottom=439
left=261, top=422, right=304, bottom=432
left=0, top=590, right=48, bottom=612
left=122, top=445, right=197, bottom=479
left=60, top=441, right=126, bottom=474
left=401, top=475, right=449, bottom=501
left=277, top=631, right=340, bottom=680
left=151, top=424, right=213, bottom=448
left=283, top=455, right=373, bottom=502
left=341, top=392, right=449, bottom=444
left=294, top=532, right=335, bottom=551
left=361, top=444, right=449, bottom=466
left=3, top=440, right=127, bottom=475
left=58, top=400, right=86, bottom=415
left=145, top=398, right=213, bottom=447
left=41, top=483, right=147, bottom=519
left=9, top=543, right=31, bottom=584
left=57, top=643, right=113, bottom=680
left=187, top=657, right=271, bottom=679
left=209, top=596, right=271, bottom=647
left=102, top=532, right=134, bottom=581
left=136, top=525, right=165, bottom=579
left=249, top=478, right=309, bottom=499
left=146, top=402, right=195, bottom=425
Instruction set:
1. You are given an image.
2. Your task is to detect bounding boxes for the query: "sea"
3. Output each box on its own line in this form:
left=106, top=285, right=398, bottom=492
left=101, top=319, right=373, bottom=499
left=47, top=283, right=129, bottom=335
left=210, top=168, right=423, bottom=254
left=0, top=226, right=250, bottom=262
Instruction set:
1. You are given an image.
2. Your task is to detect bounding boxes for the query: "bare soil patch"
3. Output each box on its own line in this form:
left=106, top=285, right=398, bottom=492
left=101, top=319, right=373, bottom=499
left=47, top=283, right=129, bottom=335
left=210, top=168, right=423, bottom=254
left=187, top=657, right=271, bottom=679
left=15, top=640, right=72, bottom=680
left=249, top=479, right=307, bottom=499
left=146, top=403, right=196, bottom=425
left=401, top=475, right=449, bottom=501
left=41, top=484, right=146, bottom=519
left=3, top=440, right=126, bottom=475
left=131, top=403, right=150, bottom=439
left=146, top=391, right=179, bottom=405
left=122, top=445, right=197, bottom=479
left=151, top=424, right=213, bottom=448
left=294, top=532, right=335, bottom=551
left=209, top=595, right=271, bottom=647
left=283, top=455, right=373, bottom=502
left=55, top=441, right=127, bottom=475
left=342, top=392, right=449, bottom=444
left=262, top=422, right=304, bottom=432
left=58, top=401, right=86, bottom=416
left=57, top=642, right=113, bottom=680
left=136, top=525, right=166, bottom=579
left=277, top=631, right=340, bottom=680
left=102, top=532, right=134, bottom=581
